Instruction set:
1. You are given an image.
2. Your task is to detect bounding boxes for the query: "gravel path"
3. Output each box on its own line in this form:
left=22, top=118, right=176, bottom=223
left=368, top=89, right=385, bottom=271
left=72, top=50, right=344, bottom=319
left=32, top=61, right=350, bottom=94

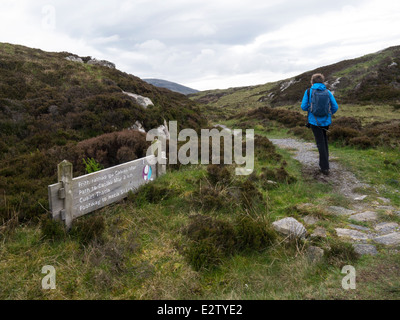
left=269, top=137, right=400, bottom=250
left=269, top=138, right=370, bottom=200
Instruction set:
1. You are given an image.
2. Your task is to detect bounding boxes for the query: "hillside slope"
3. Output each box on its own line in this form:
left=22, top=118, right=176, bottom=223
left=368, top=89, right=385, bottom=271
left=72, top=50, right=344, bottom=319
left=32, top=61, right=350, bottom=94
left=0, top=43, right=206, bottom=221
left=0, top=43, right=206, bottom=155
left=191, top=45, right=400, bottom=112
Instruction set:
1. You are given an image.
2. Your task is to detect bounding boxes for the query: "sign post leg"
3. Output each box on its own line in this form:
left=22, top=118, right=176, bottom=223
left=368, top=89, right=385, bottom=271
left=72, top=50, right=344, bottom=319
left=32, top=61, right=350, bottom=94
left=58, top=160, right=73, bottom=230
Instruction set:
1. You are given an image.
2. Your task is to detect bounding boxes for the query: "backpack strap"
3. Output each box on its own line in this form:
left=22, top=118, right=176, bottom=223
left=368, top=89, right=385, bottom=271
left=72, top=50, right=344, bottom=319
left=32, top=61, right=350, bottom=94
left=307, top=88, right=311, bottom=124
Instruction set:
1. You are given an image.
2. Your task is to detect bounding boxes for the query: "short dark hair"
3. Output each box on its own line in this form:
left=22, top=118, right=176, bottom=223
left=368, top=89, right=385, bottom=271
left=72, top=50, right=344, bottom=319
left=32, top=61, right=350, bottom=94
left=311, top=73, right=325, bottom=84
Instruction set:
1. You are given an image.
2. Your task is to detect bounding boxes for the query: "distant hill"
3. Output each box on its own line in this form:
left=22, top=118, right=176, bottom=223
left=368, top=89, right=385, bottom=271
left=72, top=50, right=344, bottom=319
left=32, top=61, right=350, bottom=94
left=191, top=45, right=400, bottom=110
left=143, top=78, right=199, bottom=95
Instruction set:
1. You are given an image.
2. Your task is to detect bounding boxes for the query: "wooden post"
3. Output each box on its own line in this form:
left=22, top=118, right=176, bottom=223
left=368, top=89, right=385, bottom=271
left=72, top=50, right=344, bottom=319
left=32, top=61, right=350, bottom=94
left=156, top=147, right=167, bottom=177
left=58, top=160, right=73, bottom=230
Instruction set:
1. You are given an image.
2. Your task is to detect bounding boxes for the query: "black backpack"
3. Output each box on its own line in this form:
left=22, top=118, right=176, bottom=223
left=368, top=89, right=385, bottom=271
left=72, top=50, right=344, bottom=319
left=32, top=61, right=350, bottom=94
left=307, top=88, right=331, bottom=118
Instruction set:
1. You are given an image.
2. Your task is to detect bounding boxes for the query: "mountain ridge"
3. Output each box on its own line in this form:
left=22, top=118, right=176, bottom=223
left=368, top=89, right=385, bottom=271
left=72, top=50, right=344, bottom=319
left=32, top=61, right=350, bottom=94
left=143, top=78, right=199, bottom=95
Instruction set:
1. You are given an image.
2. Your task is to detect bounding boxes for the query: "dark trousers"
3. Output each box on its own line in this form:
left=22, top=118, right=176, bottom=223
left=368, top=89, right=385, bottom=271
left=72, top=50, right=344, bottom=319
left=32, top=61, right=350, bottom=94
left=311, top=125, right=330, bottom=171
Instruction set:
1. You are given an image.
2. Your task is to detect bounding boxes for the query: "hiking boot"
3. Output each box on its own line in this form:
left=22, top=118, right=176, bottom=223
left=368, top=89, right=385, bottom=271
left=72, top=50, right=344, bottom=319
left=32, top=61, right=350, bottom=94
left=321, top=169, right=330, bottom=176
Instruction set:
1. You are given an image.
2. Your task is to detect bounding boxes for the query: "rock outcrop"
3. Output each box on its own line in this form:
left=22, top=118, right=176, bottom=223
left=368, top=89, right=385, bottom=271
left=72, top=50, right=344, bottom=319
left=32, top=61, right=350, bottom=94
left=123, top=91, right=154, bottom=109
left=87, top=58, right=116, bottom=69
left=272, top=217, right=307, bottom=240
left=65, top=55, right=83, bottom=63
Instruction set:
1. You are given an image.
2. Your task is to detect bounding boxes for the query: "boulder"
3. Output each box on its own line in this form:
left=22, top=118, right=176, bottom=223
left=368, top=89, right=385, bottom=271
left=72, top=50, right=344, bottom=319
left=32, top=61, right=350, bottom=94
left=375, top=222, right=399, bottom=234
left=307, top=246, right=324, bottom=263
left=354, top=195, right=367, bottom=201
left=311, top=227, right=327, bottom=238
left=65, top=55, right=83, bottom=63
left=349, top=224, right=370, bottom=232
left=123, top=91, right=154, bottom=109
left=353, top=244, right=378, bottom=257
left=303, top=215, right=319, bottom=226
left=327, top=206, right=356, bottom=216
left=349, top=211, right=378, bottom=222
left=373, top=233, right=400, bottom=246
left=87, top=58, right=116, bottom=69
left=272, top=217, right=307, bottom=240
left=131, top=121, right=146, bottom=133
left=335, top=228, right=370, bottom=241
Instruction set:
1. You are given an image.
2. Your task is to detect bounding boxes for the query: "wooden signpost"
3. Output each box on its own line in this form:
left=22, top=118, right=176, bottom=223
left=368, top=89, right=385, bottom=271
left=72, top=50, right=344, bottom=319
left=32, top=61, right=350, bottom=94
left=48, top=155, right=166, bottom=228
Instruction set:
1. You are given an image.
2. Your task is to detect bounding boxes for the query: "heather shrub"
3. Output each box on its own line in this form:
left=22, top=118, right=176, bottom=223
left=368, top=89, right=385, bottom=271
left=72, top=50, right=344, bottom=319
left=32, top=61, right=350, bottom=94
left=328, top=126, right=359, bottom=144
left=260, top=166, right=297, bottom=184
left=348, top=136, right=375, bottom=149
left=290, top=126, right=314, bottom=140
left=72, top=129, right=150, bottom=173
left=70, top=215, right=106, bottom=245
left=238, top=179, right=264, bottom=209
left=254, top=135, right=282, bottom=162
left=183, top=215, right=236, bottom=271
left=40, top=216, right=66, bottom=242
left=193, top=184, right=227, bottom=211
left=333, top=117, right=362, bottom=131
left=248, top=107, right=306, bottom=128
left=206, top=164, right=232, bottom=186
left=234, top=215, right=277, bottom=252
left=127, top=182, right=176, bottom=207
left=182, top=214, right=277, bottom=271
left=325, top=240, right=358, bottom=267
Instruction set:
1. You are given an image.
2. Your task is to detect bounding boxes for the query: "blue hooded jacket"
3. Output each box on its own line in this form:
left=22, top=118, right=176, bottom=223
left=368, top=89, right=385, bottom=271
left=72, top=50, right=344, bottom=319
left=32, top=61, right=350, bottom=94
left=301, top=83, right=339, bottom=127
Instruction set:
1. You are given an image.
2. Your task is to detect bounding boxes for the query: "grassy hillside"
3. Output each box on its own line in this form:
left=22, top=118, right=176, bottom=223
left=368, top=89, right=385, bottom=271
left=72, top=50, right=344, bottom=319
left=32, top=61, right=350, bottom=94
left=0, top=43, right=206, bottom=222
left=190, top=46, right=400, bottom=150
left=1, top=43, right=400, bottom=301
left=190, top=45, right=400, bottom=119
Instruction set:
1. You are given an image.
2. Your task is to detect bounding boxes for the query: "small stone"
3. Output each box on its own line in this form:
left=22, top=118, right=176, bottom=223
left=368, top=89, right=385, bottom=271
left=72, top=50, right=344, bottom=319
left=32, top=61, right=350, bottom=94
left=376, top=206, right=395, bottom=211
left=327, top=206, right=356, bottom=216
left=375, top=222, right=399, bottom=234
left=373, top=233, right=400, bottom=246
left=307, top=246, right=324, bottom=263
left=311, top=227, right=327, bottom=238
left=354, top=195, right=367, bottom=201
left=378, top=197, right=391, bottom=204
left=349, top=224, right=371, bottom=232
left=303, top=215, right=319, bottom=226
left=353, top=244, right=378, bottom=257
left=272, top=217, right=307, bottom=240
left=349, top=211, right=378, bottom=222
left=335, top=228, right=370, bottom=241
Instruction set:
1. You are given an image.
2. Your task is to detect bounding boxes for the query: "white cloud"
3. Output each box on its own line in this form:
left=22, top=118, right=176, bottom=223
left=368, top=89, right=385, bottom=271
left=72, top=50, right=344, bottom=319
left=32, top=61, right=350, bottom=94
left=0, top=0, right=399, bottom=90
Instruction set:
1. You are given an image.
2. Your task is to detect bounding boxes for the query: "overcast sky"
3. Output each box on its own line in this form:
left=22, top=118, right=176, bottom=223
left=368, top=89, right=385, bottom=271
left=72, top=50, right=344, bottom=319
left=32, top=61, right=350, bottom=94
left=1, top=0, right=400, bottom=90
